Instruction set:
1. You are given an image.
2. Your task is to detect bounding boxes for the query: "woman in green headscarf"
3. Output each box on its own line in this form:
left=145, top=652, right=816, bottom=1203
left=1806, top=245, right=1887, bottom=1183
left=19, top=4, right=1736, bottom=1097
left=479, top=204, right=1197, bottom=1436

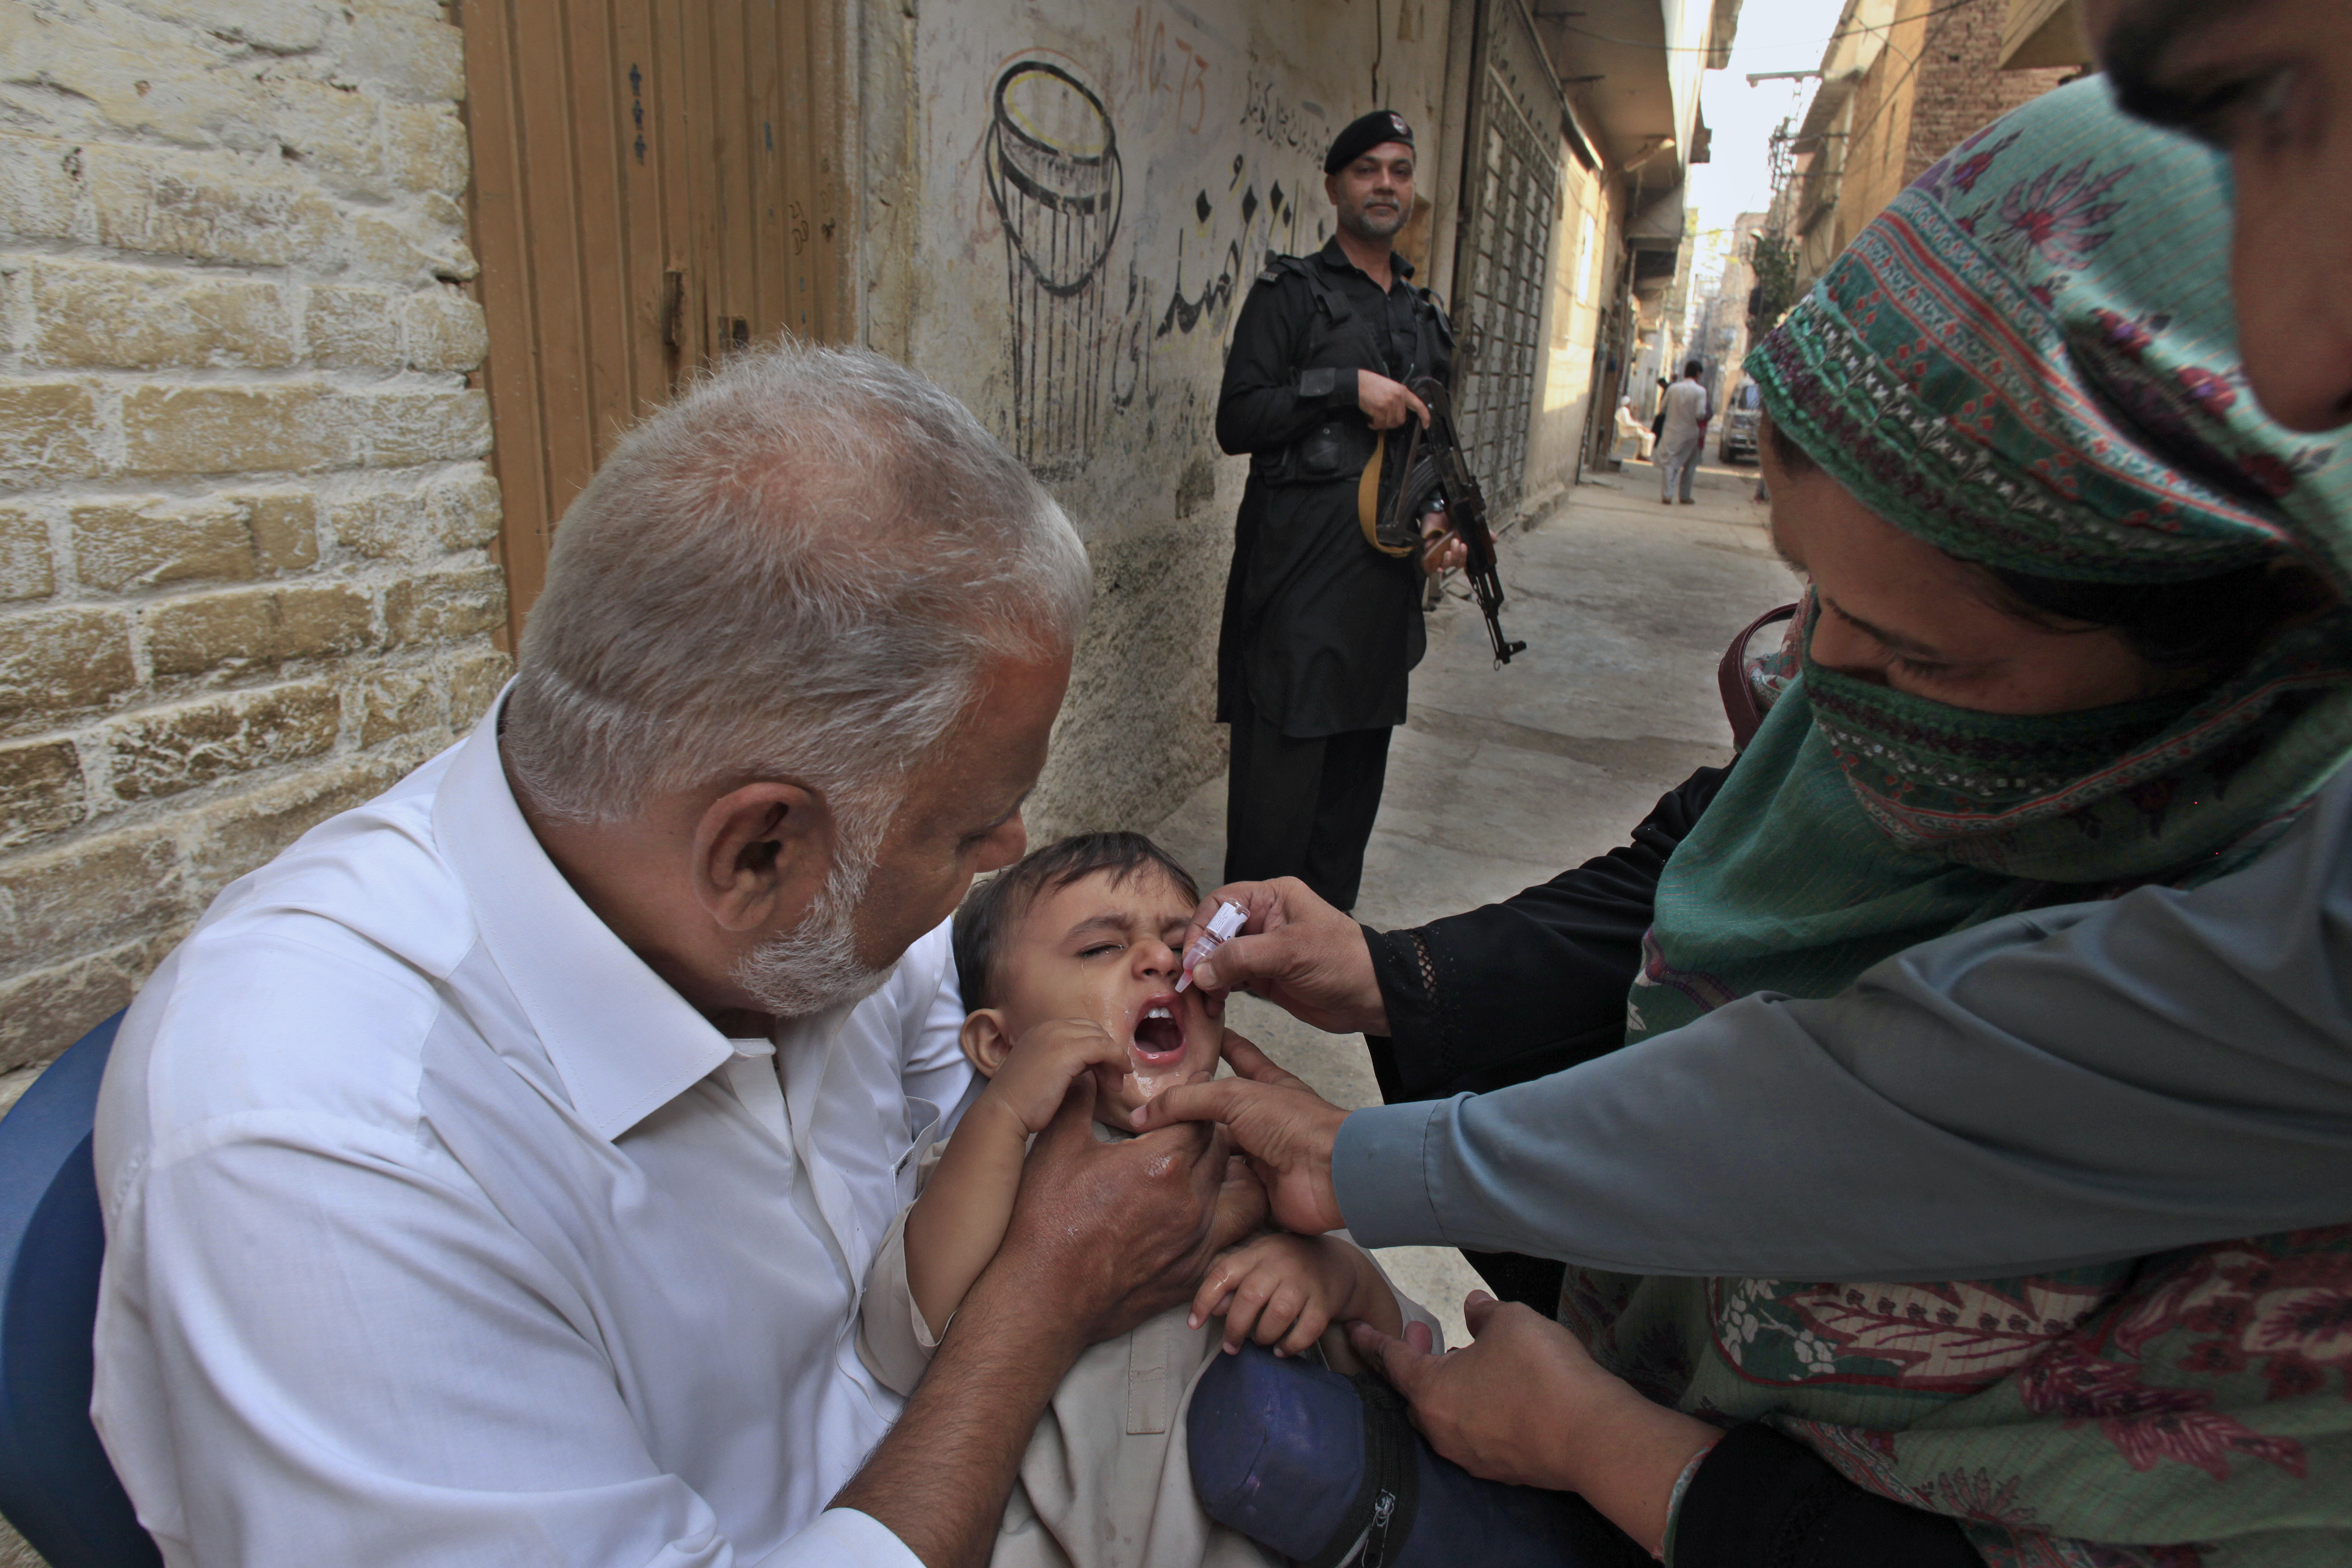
left=1532, top=77, right=2352, bottom=1567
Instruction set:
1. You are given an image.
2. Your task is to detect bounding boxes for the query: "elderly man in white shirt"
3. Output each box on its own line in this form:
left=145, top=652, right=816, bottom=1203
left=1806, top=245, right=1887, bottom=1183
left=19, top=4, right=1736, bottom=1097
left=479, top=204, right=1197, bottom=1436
left=91, top=344, right=1262, bottom=1568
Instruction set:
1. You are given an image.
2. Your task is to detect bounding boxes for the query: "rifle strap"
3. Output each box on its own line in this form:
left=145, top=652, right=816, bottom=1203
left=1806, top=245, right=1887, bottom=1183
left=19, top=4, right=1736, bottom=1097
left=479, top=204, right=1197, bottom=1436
left=1357, top=435, right=1412, bottom=558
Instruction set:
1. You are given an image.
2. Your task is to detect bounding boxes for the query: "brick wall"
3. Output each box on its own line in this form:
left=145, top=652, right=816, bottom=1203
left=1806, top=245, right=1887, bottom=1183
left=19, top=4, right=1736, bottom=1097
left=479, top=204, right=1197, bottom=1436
left=1904, top=0, right=2075, bottom=187
left=1807, top=0, right=2074, bottom=284
left=0, top=0, right=508, bottom=1107
left=1832, top=0, right=1932, bottom=256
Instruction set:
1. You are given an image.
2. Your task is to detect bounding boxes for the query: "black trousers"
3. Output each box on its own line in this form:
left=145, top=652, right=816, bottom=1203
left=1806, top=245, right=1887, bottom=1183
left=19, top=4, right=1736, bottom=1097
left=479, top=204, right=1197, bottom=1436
left=1223, top=686, right=1393, bottom=912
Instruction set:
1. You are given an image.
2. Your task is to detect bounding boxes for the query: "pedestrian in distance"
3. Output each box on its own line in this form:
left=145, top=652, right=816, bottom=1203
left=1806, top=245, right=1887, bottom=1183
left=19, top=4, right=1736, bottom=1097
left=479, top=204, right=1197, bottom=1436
left=1655, top=358, right=1710, bottom=505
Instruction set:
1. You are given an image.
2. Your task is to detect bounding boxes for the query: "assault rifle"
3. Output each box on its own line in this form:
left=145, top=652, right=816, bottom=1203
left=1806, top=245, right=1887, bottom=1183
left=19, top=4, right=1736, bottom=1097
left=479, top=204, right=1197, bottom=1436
left=1379, top=376, right=1526, bottom=666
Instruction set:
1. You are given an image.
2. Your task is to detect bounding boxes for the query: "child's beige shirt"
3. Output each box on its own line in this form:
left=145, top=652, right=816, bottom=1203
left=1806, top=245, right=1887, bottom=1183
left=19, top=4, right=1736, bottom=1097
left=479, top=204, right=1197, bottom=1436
left=856, top=1134, right=1442, bottom=1568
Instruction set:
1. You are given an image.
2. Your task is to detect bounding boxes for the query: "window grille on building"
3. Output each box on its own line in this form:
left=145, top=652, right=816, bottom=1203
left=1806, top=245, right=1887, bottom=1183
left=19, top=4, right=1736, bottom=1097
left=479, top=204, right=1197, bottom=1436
left=1450, top=0, right=1564, bottom=521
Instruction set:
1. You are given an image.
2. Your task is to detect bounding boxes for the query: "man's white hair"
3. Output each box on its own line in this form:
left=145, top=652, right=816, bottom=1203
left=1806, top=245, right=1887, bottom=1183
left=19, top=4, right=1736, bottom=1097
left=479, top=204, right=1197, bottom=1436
left=503, top=341, right=1092, bottom=827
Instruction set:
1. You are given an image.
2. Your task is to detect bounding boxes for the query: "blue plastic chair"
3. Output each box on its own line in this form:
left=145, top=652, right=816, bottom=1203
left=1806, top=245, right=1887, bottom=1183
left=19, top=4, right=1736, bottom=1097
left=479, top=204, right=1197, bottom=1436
left=0, top=1010, right=163, bottom=1568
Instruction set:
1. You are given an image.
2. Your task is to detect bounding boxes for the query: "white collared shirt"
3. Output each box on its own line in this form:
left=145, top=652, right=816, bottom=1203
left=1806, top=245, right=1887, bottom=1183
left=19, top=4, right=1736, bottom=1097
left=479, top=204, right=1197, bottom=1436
left=1658, top=378, right=1710, bottom=445
left=92, top=697, right=973, bottom=1567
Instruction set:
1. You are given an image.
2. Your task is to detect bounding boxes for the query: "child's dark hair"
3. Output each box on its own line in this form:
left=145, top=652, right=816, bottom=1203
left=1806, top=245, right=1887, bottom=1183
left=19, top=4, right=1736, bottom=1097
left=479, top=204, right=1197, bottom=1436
left=951, top=832, right=1202, bottom=1013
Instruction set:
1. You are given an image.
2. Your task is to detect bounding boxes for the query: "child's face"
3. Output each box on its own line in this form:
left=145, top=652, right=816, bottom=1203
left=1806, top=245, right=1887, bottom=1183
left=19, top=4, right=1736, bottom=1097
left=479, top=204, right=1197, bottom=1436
left=975, top=865, right=1224, bottom=1129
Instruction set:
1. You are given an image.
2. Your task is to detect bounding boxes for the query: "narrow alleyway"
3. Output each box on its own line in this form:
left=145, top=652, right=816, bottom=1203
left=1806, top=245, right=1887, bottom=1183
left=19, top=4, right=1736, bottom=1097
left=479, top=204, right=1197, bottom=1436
left=1152, top=456, right=1798, bottom=1343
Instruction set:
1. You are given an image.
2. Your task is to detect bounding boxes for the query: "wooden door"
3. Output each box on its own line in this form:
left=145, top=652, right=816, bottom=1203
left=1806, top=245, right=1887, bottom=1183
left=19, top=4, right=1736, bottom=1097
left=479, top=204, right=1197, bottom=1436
left=460, top=0, right=851, bottom=640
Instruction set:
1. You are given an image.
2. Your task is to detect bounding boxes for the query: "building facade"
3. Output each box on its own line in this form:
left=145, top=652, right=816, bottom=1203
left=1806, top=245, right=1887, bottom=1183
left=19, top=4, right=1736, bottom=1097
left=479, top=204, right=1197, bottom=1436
left=1783, top=0, right=2076, bottom=286
left=1684, top=209, right=1763, bottom=426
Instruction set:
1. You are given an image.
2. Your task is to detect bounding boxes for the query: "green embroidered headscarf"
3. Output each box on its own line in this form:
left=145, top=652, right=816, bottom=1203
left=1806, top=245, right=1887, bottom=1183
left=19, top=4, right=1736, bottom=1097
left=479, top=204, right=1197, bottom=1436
left=1582, top=81, right=2352, bottom=1568
left=1632, top=76, right=2352, bottom=1043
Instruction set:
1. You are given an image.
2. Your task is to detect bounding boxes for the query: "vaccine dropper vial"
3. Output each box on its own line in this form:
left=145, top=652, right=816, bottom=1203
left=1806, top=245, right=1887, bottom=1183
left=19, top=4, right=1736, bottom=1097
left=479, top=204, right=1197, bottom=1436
left=1174, top=900, right=1248, bottom=993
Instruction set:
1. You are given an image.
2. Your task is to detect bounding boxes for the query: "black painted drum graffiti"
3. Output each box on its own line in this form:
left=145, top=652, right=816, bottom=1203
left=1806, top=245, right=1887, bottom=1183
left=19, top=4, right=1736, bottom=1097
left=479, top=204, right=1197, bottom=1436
left=985, top=60, right=1123, bottom=479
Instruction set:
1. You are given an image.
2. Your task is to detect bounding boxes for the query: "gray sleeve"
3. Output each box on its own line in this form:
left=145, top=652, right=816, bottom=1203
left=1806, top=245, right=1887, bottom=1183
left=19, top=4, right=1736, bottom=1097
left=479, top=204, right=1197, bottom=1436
left=1335, top=769, right=2352, bottom=1282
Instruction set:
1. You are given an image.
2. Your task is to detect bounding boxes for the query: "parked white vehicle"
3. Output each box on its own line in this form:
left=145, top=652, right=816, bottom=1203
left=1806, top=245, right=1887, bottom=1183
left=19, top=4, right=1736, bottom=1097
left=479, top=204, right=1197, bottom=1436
left=1719, top=380, right=1762, bottom=463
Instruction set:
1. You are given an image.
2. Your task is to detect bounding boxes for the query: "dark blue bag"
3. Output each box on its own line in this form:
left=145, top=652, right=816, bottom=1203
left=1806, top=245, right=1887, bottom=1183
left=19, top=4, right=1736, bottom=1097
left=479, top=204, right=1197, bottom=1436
left=1186, top=1344, right=1646, bottom=1567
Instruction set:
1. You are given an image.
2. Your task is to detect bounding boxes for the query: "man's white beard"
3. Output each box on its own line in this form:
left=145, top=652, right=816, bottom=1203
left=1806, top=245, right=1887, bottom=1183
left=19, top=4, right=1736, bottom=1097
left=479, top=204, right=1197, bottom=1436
left=733, top=844, right=892, bottom=1018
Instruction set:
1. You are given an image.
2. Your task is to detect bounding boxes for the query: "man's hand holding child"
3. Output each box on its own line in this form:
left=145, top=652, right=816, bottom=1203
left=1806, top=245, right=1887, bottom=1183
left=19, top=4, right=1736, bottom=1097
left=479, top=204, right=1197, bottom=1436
left=977, top=1020, right=1398, bottom=1358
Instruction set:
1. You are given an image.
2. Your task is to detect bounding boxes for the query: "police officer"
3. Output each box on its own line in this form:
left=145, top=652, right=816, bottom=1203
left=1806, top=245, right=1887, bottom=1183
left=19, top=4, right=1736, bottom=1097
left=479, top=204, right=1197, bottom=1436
left=1214, top=110, right=1459, bottom=911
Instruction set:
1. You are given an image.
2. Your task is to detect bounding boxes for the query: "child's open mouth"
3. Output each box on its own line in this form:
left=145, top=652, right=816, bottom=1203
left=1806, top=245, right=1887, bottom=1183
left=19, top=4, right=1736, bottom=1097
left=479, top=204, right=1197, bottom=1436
left=1131, top=993, right=1186, bottom=1061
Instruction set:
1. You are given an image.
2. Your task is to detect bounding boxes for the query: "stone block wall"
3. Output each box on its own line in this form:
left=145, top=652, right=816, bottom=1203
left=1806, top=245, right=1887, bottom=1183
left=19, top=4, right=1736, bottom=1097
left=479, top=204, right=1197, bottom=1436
left=0, top=0, right=508, bottom=1107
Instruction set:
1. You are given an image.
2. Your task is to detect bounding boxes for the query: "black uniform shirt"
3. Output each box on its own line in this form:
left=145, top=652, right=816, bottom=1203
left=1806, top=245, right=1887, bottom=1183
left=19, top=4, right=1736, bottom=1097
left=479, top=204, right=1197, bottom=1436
left=1214, top=239, right=1452, bottom=739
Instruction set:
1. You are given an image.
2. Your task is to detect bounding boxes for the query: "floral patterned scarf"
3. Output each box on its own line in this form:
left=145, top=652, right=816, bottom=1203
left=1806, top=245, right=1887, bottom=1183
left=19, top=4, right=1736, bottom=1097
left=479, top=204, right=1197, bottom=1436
left=1581, top=81, right=2352, bottom=1568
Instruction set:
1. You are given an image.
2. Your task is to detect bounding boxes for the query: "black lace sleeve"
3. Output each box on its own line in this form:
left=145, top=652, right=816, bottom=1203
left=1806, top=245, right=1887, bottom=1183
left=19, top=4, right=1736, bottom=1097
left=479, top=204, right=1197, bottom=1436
left=1362, top=765, right=1730, bottom=1103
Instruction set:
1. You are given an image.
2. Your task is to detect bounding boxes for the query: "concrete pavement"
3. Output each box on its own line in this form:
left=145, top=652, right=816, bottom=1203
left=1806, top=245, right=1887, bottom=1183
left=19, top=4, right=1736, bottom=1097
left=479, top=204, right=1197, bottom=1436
left=1149, top=452, right=1797, bottom=1345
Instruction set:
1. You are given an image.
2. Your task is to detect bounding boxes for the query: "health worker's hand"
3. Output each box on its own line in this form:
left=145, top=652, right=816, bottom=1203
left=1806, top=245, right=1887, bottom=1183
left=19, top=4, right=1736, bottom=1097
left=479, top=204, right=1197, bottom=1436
left=975, top=1017, right=1132, bottom=1137
left=996, top=1075, right=1269, bottom=1347
left=1135, top=1031, right=1347, bottom=1236
left=1350, top=1292, right=1720, bottom=1555
left=1359, top=372, right=1431, bottom=431
left=1178, top=877, right=1387, bottom=1036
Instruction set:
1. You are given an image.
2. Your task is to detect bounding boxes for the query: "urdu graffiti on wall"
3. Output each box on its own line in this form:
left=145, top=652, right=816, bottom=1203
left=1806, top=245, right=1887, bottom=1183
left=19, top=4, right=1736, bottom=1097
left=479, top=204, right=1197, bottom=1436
left=986, top=61, right=1126, bottom=479
left=1240, top=67, right=1328, bottom=153
left=1153, top=152, right=1304, bottom=345
left=980, top=24, right=1338, bottom=482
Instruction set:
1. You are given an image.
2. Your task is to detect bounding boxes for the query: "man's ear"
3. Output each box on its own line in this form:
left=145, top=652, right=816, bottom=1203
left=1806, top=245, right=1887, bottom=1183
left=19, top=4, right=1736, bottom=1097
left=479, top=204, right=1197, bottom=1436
left=1324, top=171, right=1342, bottom=207
left=690, top=781, right=832, bottom=935
left=959, top=1010, right=1014, bottom=1079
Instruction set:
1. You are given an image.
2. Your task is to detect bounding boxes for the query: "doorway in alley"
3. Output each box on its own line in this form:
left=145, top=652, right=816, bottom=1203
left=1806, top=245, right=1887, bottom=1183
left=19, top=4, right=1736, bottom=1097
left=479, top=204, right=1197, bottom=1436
left=459, top=0, right=852, bottom=641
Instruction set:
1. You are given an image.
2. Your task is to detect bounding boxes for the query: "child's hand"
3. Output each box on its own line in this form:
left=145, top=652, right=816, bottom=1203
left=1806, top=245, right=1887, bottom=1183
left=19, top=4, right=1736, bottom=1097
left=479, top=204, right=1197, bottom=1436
left=979, top=1019, right=1132, bottom=1137
left=1190, top=1232, right=1384, bottom=1357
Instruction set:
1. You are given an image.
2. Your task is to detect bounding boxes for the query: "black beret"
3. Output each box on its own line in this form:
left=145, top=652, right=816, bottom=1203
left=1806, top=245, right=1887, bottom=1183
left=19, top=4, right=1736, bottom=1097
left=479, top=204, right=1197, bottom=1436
left=1324, top=110, right=1414, bottom=175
